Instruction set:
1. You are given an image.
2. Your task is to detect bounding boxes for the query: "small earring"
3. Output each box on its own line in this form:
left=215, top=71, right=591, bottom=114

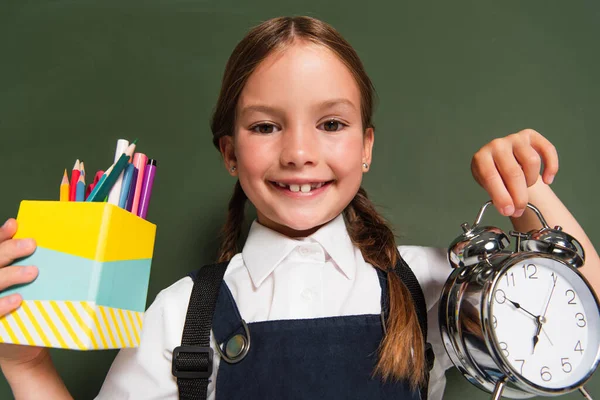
left=362, top=162, right=369, bottom=169
left=230, top=165, right=237, bottom=172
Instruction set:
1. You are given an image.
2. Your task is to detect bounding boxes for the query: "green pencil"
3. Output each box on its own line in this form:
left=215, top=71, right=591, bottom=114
left=86, top=153, right=131, bottom=202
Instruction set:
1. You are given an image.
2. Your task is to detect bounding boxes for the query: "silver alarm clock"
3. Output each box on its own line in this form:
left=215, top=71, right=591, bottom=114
left=439, top=201, right=600, bottom=399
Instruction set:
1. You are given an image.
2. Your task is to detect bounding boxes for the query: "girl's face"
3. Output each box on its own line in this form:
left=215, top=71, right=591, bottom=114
left=221, top=41, right=374, bottom=237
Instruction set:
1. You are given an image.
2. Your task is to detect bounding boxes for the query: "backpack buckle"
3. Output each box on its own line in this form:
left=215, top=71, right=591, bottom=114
left=172, top=346, right=213, bottom=379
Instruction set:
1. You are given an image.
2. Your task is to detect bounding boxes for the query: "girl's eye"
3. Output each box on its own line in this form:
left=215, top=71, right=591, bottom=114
left=319, top=120, right=346, bottom=132
left=250, top=123, right=279, bottom=134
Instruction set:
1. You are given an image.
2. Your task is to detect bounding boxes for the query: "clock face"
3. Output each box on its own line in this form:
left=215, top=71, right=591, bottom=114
left=490, top=256, right=600, bottom=391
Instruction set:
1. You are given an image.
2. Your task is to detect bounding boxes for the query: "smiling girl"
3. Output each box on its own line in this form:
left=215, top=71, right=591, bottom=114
left=0, top=16, right=599, bottom=400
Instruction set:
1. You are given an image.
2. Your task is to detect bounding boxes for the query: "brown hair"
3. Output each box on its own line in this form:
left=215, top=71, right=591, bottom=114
left=211, top=16, right=425, bottom=388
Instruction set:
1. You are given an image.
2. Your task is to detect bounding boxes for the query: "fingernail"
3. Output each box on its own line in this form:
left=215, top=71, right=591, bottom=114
left=6, top=295, right=20, bottom=305
left=503, top=205, right=515, bottom=216
left=2, top=219, right=9, bottom=229
left=514, top=209, right=525, bottom=218
left=548, top=175, right=555, bottom=184
left=21, top=266, right=35, bottom=275
left=17, top=239, right=34, bottom=249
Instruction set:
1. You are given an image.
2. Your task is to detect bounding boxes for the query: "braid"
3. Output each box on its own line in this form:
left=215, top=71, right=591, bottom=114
left=343, top=187, right=425, bottom=388
left=217, top=180, right=247, bottom=263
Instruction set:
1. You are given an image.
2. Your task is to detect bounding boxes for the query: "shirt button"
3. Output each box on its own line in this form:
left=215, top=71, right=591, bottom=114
left=299, top=246, right=310, bottom=256
left=300, top=289, right=313, bottom=301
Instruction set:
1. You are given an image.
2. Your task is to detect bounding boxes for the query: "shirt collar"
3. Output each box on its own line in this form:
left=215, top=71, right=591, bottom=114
left=241, top=214, right=357, bottom=288
left=309, top=214, right=357, bottom=280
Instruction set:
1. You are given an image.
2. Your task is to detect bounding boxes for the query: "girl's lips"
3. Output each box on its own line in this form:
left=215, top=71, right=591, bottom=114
left=269, top=180, right=333, bottom=197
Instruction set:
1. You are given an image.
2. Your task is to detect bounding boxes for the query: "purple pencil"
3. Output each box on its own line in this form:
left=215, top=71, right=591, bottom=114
left=137, top=159, right=157, bottom=220
left=125, top=167, right=139, bottom=212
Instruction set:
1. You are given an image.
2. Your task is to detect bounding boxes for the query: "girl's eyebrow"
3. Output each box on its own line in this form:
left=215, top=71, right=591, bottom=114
left=239, top=98, right=357, bottom=119
left=316, top=98, right=357, bottom=112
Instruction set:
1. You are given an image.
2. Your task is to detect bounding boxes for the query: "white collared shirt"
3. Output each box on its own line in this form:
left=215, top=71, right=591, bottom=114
left=97, top=214, right=453, bottom=400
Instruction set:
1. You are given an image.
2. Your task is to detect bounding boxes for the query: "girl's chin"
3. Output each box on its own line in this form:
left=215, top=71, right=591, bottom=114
left=260, top=215, right=331, bottom=237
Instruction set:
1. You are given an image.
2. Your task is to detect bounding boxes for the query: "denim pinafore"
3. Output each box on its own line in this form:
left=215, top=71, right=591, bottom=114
left=173, top=261, right=431, bottom=400
left=172, top=257, right=433, bottom=400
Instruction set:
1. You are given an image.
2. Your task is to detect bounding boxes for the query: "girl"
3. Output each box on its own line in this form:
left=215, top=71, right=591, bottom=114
left=0, top=16, right=598, bottom=400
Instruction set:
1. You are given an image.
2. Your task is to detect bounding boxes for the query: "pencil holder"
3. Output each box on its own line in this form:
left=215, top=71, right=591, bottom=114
left=0, top=201, right=156, bottom=350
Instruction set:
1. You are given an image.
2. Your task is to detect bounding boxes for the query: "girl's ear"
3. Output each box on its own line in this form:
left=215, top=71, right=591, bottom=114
left=219, top=135, right=238, bottom=176
left=362, top=127, right=374, bottom=168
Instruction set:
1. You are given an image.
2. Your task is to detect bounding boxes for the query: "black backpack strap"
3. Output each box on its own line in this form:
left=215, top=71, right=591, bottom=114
left=383, top=252, right=434, bottom=400
left=172, top=262, right=229, bottom=400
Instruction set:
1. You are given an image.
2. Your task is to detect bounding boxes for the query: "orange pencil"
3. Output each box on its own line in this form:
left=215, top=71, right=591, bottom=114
left=69, top=160, right=81, bottom=201
left=60, top=169, right=70, bottom=201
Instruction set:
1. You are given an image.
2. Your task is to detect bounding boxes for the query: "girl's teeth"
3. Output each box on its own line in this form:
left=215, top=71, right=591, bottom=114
left=276, top=182, right=327, bottom=192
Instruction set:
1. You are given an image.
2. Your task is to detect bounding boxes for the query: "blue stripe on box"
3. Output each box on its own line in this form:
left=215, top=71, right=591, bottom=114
left=7, top=247, right=151, bottom=312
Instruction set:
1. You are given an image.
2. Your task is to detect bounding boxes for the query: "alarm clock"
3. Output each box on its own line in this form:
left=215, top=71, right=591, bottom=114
left=439, top=201, right=600, bottom=399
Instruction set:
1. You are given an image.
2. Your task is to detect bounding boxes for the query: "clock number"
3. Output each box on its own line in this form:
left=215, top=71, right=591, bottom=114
left=499, top=342, right=509, bottom=357
left=540, top=366, right=552, bottom=382
left=514, top=359, right=525, bottom=375
left=492, top=315, right=497, bottom=329
left=561, top=358, right=572, bottom=373
left=575, top=313, right=586, bottom=327
left=551, top=272, right=558, bottom=285
left=566, top=289, right=577, bottom=305
left=575, top=340, right=585, bottom=354
left=522, top=264, right=538, bottom=279
left=505, top=272, right=516, bottom=287
left=494, top=289, right=506, bottom=304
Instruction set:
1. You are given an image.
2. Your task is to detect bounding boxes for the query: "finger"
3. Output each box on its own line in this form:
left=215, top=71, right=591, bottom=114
left=0, top=265, right=39, bottom=291
left=472, top=150, right=515, bottom=216
left=494, top=148, right=529, bottom=217
left=0, top=293, right=23, bottom=317
left=528, top=131, right=559, bottom=184
left=0, top=218, right=17, bottom=243
left=0, top=238, right=36, bottom=268
left=513, top=144, right=541, bottom=187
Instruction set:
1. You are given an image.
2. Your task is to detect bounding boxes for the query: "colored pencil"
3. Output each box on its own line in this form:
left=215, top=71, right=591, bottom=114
left=87, top=170, right=103, bottom=199
left=60, top=169, right=70, bottom=201
left=69, top=160, right=80, bottom=201
left=118, top=163, right=136, bottom=209
left=87, top=142, right=136, bottom=202
left=125, top=167, right=139, bottom=212
left=76, top=173, right=86, bottom=201
left=86, top=165, right=114, bottom=202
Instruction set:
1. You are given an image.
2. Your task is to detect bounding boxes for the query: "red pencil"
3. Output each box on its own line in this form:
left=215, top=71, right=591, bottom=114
left=69, top=160, right=81, bottom=201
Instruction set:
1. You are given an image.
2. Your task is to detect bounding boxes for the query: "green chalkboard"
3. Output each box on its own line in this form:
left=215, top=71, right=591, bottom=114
left=1, top=1, right=598, bottom=398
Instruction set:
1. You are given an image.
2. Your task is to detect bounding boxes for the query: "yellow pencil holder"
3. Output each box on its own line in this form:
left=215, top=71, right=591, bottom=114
left=0, top=201, right=156, bottom=350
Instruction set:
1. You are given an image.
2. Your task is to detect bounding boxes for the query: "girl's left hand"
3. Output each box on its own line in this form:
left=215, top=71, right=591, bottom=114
left=471, top=129, right=559, bottom=218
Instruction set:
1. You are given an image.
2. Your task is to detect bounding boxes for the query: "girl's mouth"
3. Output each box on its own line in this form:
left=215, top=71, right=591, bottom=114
left=269, top=180, right=333, bottom=194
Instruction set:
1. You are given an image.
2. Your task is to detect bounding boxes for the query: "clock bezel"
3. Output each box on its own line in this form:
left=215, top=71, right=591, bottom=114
left=482, top=252, right=600, bottom=396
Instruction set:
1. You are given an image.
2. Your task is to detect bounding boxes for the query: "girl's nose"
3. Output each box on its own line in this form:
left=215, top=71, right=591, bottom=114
left=279, top=127, right=320, bottom=168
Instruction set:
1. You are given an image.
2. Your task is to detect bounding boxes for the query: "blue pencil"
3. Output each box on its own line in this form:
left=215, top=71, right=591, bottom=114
left=75, top=174, right=86, bottom=201
left=118, top=163, right=136, bottom=209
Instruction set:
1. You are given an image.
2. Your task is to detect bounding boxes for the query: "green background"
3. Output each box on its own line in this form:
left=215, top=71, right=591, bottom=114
left=1, top=0, right=599, bottom=398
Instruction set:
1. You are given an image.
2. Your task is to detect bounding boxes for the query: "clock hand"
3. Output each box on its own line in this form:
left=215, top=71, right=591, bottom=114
left=540, top=273, right=558, bottom=322
left=542, top=327, right=553, bottom=346
left=505, top=298, right=538, bottom=320
left=532, top=317, right=542, bottom=354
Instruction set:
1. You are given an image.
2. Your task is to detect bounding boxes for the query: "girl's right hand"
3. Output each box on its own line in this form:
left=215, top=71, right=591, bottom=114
left=0, top=218, right=46, bottom=367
